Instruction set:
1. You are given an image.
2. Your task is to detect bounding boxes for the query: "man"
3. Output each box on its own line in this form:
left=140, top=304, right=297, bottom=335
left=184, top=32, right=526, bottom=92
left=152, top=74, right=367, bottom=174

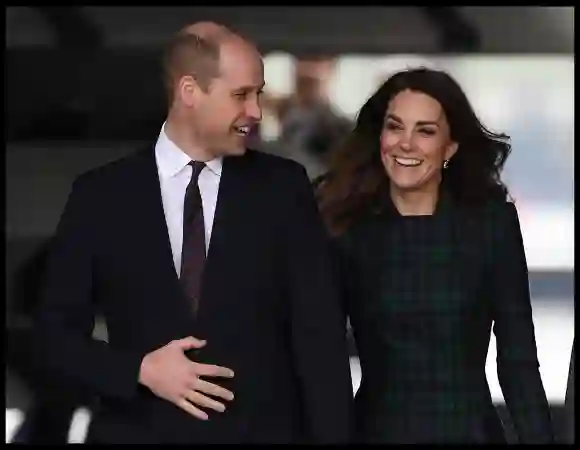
left=32, top=22, right=353, bottom=443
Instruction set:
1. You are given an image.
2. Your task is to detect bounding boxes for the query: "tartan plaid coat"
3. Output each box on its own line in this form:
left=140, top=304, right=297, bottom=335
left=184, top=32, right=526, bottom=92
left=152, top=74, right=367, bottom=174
left=335, top=191, right=554, bottom=444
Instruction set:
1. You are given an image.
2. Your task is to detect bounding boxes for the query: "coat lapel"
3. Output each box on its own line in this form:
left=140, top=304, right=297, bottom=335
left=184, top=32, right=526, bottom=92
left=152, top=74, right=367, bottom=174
left=201, top=154, right=248, bottom=304
left=131, top=146, right=184, bottom=296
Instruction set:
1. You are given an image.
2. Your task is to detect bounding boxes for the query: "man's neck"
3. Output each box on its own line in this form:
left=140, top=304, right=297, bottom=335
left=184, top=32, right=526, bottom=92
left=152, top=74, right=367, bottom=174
left=164, top=113, right=214, bottom=162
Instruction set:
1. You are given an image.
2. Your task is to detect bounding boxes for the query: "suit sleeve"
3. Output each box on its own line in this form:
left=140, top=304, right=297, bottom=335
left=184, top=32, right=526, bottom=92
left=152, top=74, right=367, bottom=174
left=328, top=232, right=360, bottom=365
left=282, top=164, right=354, bottom=443
left=489, top=202, right=554, bottom=443
left=32, top=174, right=148, bottom=401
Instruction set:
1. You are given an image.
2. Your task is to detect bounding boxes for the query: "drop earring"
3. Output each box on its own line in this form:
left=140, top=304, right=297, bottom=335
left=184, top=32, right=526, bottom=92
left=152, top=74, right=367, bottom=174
left=443, top=160, right=449, bottom=169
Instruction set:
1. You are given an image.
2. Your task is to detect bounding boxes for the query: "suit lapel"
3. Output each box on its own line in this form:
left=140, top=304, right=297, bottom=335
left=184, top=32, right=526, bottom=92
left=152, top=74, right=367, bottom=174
left=131, top=147, right=184, bottom=296
left=202, top=154, right=248, bottom=302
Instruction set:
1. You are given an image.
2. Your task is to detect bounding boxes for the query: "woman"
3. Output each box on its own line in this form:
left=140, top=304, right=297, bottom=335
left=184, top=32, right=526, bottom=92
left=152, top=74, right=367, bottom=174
left=316, top=67, right=554, bottom=443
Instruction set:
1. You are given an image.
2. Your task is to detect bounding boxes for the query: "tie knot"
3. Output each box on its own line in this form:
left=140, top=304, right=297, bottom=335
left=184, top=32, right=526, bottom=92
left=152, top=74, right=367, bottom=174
left=188, top=161, right=206, bottom=181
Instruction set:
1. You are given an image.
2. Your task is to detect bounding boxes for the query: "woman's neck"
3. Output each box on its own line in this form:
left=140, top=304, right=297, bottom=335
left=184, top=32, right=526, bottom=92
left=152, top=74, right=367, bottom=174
left=390, top=186, right=439, bottom=216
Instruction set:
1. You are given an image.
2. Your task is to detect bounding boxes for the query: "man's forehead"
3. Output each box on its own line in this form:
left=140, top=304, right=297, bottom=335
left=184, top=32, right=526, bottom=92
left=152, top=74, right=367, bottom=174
left=228, top=81, right=266, bottom=91
left=217, top=66, right=265, bottom=89
left=218, top=38, right=263, bottom=69
left=216, top=64, right=265, bottom=91
left=180, top=21, right=230, bottom=39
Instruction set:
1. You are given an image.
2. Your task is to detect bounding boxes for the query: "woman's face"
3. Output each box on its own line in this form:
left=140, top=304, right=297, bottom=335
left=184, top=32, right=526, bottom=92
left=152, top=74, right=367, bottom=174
left=380, top=89, right=458, bottom=194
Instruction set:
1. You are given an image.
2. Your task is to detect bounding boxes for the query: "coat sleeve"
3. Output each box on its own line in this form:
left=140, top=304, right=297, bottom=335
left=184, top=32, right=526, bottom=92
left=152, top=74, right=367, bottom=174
left=489, top=201, right=555, bottom=443
left=32, top=173, right=148, bottom=401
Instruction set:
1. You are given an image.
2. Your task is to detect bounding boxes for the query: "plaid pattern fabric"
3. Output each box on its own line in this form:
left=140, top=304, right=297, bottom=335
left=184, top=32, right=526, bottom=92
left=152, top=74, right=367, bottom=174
left=336, top=195, right=554, bottom=444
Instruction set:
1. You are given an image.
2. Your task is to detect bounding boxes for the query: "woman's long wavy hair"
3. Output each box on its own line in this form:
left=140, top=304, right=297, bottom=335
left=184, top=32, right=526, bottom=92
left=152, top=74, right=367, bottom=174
left=315, top=67, right=512, bottom=236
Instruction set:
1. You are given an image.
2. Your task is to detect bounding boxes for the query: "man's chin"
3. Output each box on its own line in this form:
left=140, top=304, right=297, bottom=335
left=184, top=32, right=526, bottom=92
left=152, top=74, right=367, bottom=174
left=226, top=146, right=247, bottom=156
left=211, top=145, right=246, bottom=158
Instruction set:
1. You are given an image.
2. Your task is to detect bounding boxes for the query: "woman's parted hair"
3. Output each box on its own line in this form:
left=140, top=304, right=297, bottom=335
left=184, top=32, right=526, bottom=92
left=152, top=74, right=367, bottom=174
left=315, top=67, right=512, bottom=236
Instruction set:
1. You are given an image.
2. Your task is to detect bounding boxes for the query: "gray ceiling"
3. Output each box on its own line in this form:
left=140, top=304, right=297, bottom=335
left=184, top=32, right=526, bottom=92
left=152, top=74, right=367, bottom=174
left=6, top=6, right=574, bottom=54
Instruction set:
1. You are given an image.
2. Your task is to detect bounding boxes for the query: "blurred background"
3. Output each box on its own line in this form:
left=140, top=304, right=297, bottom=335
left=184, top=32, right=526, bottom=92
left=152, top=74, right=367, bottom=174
left=5, top=6, right=574, bottom=444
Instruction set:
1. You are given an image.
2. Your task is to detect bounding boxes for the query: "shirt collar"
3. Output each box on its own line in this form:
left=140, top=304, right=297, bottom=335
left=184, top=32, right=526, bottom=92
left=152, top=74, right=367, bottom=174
left=155, top=122, right=223, bottom=178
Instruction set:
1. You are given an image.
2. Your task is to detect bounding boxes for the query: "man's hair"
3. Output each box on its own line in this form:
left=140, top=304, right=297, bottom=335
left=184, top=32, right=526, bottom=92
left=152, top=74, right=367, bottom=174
left=162, top=31, right=222, bottom=106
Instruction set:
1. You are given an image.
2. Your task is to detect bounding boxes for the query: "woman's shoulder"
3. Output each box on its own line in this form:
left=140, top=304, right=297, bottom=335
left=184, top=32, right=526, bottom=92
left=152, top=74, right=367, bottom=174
left=456, top=196, right=518, bottom=221
left=455, top=198, right=521, bottom=244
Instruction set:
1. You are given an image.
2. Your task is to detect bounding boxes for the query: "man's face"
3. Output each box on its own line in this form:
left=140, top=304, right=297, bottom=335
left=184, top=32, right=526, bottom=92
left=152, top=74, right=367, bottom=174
left=192, top=38, right=265, bottom=157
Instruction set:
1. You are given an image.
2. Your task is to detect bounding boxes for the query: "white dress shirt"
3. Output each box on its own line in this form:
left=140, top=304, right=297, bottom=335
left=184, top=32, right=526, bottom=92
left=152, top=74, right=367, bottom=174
left=154, top=124, right=222, bottom=275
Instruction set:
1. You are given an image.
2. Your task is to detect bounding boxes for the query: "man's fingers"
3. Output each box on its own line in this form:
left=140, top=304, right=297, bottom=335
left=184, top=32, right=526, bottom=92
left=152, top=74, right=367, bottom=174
left=194, top=378, right=235, bottom=401
left=177, top=398, right=208, bottom=420
left=174, top=336, right=206, bottom=351
left=185, top=390, right=227, bottom=413
left=193, top=362, right=234, bottom=378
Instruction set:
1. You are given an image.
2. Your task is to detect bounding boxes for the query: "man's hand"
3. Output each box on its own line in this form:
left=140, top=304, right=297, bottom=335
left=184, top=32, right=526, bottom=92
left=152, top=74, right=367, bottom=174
left=138, top=337, right=235, bottom=420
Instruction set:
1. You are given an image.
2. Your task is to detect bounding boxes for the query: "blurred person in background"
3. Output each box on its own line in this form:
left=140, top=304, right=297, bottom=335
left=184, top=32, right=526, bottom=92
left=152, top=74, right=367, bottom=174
left=262, top=55, right=353, bottom=179
left=30, top=21, right=352, bottom=444
left=316, top=67, right=554, bottom=444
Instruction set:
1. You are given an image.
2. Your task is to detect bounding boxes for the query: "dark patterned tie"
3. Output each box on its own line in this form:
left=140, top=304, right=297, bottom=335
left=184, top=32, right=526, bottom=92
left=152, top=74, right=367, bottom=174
left=180, top=161, right=206, bottom=315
